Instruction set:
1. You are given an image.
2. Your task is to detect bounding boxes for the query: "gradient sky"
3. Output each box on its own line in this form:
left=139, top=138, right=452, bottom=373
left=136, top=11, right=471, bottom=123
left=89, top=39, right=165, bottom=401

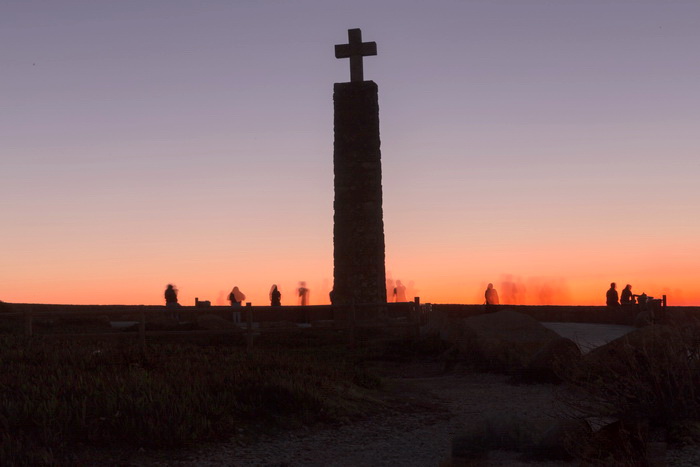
left=3, top=0, right=699, bottom=307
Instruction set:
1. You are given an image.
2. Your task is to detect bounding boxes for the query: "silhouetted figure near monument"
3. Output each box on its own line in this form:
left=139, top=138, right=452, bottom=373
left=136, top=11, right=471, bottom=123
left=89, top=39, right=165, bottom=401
left=164, top=284, right=181, bottom=319
left=229, top=286, right=245, bottom=306
left=270, top=284, right=281, bottom=306
left=621, top=284, right=636, bottom=305
left=606, top=282, right=620, bottom=308
left=229, top=286, right=246, bottom=324
left=164, top=284, right=179, bottom=306
left=298, top=281, right=309, bottom=306
left=393, top=280, right=407, bottom=302
left=485, top=283, right=500, bottom=307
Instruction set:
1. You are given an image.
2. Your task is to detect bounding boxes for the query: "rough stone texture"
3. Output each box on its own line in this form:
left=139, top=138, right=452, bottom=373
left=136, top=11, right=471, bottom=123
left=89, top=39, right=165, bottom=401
left=522, top=336, right=582, bottom=383
left=451, top=413, right=550, bottom=458
left=582, top=324, right=678, bottom=369
left=332, top=81, right=386, bottom=307
left=529, top=418, right=592, bottom=460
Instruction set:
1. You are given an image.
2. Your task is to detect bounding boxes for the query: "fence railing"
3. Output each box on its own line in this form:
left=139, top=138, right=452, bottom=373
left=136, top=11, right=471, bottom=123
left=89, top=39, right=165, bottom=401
left=0, top=298, right=424, bottom=352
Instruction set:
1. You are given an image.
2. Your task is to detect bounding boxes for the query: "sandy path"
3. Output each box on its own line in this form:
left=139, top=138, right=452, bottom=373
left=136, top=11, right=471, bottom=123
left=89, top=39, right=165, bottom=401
left=169, top=368, right=573, bottom=467
left=88, top=323, right=698, bottom=466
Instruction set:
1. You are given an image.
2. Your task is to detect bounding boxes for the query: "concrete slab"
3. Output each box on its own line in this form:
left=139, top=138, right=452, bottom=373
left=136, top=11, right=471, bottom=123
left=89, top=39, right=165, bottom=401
left=542, top=322, right=635, bottom=354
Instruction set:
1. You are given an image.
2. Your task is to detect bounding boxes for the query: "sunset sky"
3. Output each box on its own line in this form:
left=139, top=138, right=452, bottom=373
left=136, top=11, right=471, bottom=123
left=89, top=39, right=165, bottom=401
left=3, top=1, right=699, bottom=307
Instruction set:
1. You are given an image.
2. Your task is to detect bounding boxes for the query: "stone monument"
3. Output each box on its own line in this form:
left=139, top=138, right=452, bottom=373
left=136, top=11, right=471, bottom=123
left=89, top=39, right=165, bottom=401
left=332, top=28, right=387, bottom=307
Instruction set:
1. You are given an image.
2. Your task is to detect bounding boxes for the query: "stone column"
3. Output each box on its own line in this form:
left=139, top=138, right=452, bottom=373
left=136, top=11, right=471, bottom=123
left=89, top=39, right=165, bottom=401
left=332, top=80, right=387, bottom=307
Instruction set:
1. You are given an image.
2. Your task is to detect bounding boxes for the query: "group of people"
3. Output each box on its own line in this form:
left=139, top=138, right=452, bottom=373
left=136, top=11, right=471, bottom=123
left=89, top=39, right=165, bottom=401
left=606, top=282, right=646, bottom=308
left=164, top=282, right=310, bottom=307
left=484, top=281, right=648, bottom=309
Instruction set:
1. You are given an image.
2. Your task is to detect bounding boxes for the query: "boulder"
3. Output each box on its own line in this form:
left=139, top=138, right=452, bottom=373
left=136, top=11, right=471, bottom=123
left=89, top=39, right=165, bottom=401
left=520, top=336, right=582, bottom=383
left=581, top=324, right=681, bottom=377
left=582, top=419, right=649, bottom=465
left=527, top=418, right=591, bottom=460
left=454, top=310, right=561, bottom=370
left=450, top=413, right=551, bottom=462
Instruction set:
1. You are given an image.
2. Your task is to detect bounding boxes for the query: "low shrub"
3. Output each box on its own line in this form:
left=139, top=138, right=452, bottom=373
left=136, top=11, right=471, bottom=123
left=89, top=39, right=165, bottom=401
left=562, top=323, right=700, bottom=463
left=0, top=336, right=381, bottom=465
left=568, top=324, right=700, bottom=425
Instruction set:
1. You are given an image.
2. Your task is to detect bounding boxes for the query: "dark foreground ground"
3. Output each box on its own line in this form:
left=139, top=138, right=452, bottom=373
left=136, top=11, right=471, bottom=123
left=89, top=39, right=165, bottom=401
left=76, top=323, right=700, bottom=466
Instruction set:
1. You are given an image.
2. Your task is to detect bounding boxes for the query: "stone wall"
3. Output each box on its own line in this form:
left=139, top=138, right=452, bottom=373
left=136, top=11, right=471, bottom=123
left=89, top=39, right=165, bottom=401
left=428, top=304, right=699, bottom=326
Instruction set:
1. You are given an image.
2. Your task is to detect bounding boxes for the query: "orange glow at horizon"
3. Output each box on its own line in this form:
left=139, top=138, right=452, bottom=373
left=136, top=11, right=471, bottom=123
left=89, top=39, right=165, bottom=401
left=4, top=265, right=699, bottom=307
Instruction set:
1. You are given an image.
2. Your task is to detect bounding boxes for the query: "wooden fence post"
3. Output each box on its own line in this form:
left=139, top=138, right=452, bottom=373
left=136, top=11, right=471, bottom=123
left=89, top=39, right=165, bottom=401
left=348, top=301, right=356, bottom=348
left=246, top=302, right=253, bottom=352
left=24, top=308, right=33, bottom=337
left=412, top=297, right=421, bottom=338
left=139, top=311, right=146, bottom=354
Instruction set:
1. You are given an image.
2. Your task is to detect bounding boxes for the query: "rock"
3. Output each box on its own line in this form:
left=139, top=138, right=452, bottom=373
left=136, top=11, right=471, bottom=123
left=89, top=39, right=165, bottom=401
left=646, top=441, right=667, bottom=467
left=581, top=324, right=681, bottom=377
left=454, top=310, right=561, bottom=371
left=450, top=428, right=490, bottom=460
left=583, top=419, right=649, bottom=465
left=520, top=336, right=582, bottom=383
left=527, top=418, right=591, bottom=460
left=450, top=413, right=548, bottom=459
left=196, top=314, right=238, bottom=330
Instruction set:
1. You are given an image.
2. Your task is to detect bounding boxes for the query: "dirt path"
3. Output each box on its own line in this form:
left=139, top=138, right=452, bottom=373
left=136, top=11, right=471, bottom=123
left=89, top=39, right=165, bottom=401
left=156, top=364, right=573, bottom=467
left=89, top=359, right=700, bottom=466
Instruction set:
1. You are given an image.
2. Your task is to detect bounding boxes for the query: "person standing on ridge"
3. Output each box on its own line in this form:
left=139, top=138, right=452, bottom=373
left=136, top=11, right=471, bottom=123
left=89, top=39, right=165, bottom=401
left=298, top=281, right=309, bottom=306
left=229, top=286, right=245, bottom=306
left=164, top=284, right=179, bottom=306
left=621, top=284, right=636, bottom=305
left=606, top=282, right=620, bottom=308
left=393, top=280, right=407, bottom=302
left=270, top=284, right=281, bottom=306
left=229, top=286, right=246, bottom=324
left=164, top=284, right=181, bottom=320
left=485, top=283, right=500, bottom=307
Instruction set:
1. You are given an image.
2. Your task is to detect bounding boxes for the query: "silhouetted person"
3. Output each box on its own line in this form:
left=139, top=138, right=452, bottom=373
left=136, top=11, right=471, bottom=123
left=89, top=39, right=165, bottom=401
left=606, top=282, right=619, bottom=308
left=229, top=286, right=245, bottom=306
left=164, top=284, right=181, bottom=320
left=621, top=284, right=636, bottom=305
left=229, top=286, right=245, bottom=324
left=270, top=284, right=281, bottom=306
left=393, top=280, right=407, bottom=302
left=164, top=284, right=178, bottom=306
left=298, top=281, right=309, bottom=306
left=485, top=283, right=499, bottom=306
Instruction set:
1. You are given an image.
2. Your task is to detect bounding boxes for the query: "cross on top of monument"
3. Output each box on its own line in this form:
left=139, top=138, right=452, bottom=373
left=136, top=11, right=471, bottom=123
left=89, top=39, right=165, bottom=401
left=335, top=28, right=377, bottom=82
